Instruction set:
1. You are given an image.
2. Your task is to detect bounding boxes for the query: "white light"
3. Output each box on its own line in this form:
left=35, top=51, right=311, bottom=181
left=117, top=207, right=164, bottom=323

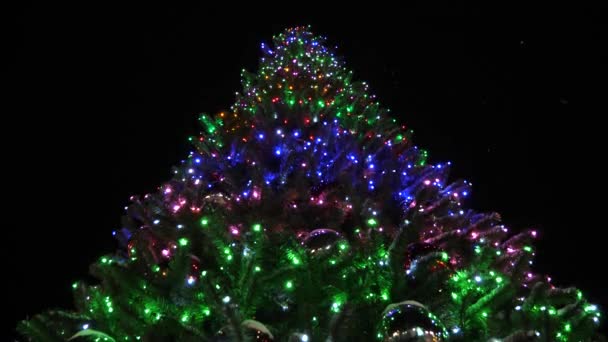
left=515, top=305, right=521, bottom=311
left=153, top=220, right=160, bottom=225
left=222, top=296, right=231, bottom=303
left=474, top=276, right=482, bottom=283
left=187, top=276, right=195, bottom=285
left=301, top=334, right=309, bottom=341
left=82, top=324, right=89, bottom=330
left=452, top=327, right=460, bottom=333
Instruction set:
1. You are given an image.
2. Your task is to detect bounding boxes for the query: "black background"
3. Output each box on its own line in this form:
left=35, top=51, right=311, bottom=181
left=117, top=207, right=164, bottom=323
left=8, top=4, right=608, bottom=338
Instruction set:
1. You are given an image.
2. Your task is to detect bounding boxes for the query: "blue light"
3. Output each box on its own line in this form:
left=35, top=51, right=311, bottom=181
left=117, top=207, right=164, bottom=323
left=275, top=148, right=281, bottom=156
left=195, top=158, right=201, bottom=164
left=258, top=133, right=264, bottom=139
left=369, top=164, right=375, bottom=169
left=293, top=131, right=300, bottom=137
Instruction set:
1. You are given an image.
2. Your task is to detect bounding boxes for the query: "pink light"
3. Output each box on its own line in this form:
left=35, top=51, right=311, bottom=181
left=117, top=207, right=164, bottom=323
left=230, top=227, right=239, bottom=235
left=471, top=232, right=478, bottom=239
left=507, top=247, right=516, bottom=253
left=161, top=249, right=170, bottom=257
left=164, top=188, right=172, bottom=194
left=527, top=272, right=533, bottom=279
left=252, top=190, right=259, bottom=199
left=423, top=180, right=431, bottom=185
left=173, top=205, right=180, bottom=211
left=531, top=231, right=537, bottom=237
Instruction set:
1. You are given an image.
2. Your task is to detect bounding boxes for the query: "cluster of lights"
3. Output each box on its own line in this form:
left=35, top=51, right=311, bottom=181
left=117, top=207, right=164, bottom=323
left=20, top=27, right=601, bottom=342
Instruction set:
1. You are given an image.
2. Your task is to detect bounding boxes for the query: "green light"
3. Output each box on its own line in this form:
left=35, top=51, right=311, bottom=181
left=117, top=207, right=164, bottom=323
left=285, top=280, right=293, bottom=289
left=152, top=265, right=160, bottom=273
left=481, top=312, right=488, bottom=318
left=451, top=292, right=458, bottom=300
left=395, top=134, right=403, bottom=141
left=564, top=323, right=571, bottom=332
left=381, top=292, right=389, bottom=301
left=339, top=242, right=348, bottom=251
left=179, top=238, right=189, bottom=246
left=585, top=305, right=598, bottom=312
left=144, top=308, right=150, bottom=314
left=549, top=308, right=557, bottom=315
left=101, top=257, right=108, bottom=264
left=523, top=246, right=532, bottom=252
left=441, top=252, right=448, bottom=261
left=329, top=259, right=336, bottom=265
left=496, top=276, right=503, bottom=283
left=318, top=100, right=325, bottom=107
left=252, top=223, right=262, bottom=232
left=180, top=313, right=189, bottom=323
left=203, top=308, right=211, bottom=316
left=254, top=266, right=261, bottom=272
left=200, top=217, right=209, bottom=226
left=72, top=282, right=78, bottom=289
left=292, top=257, right=300, bottom=265
left=367, top=218, right=377, bottom=226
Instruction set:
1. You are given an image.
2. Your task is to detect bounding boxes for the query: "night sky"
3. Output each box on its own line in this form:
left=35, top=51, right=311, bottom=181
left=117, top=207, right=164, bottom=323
left=9, top=5, right=607, bottom=338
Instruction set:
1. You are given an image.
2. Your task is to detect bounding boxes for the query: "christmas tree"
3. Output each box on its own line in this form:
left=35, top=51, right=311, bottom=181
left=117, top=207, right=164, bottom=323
left=18, top=26, right=603, bottom=341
